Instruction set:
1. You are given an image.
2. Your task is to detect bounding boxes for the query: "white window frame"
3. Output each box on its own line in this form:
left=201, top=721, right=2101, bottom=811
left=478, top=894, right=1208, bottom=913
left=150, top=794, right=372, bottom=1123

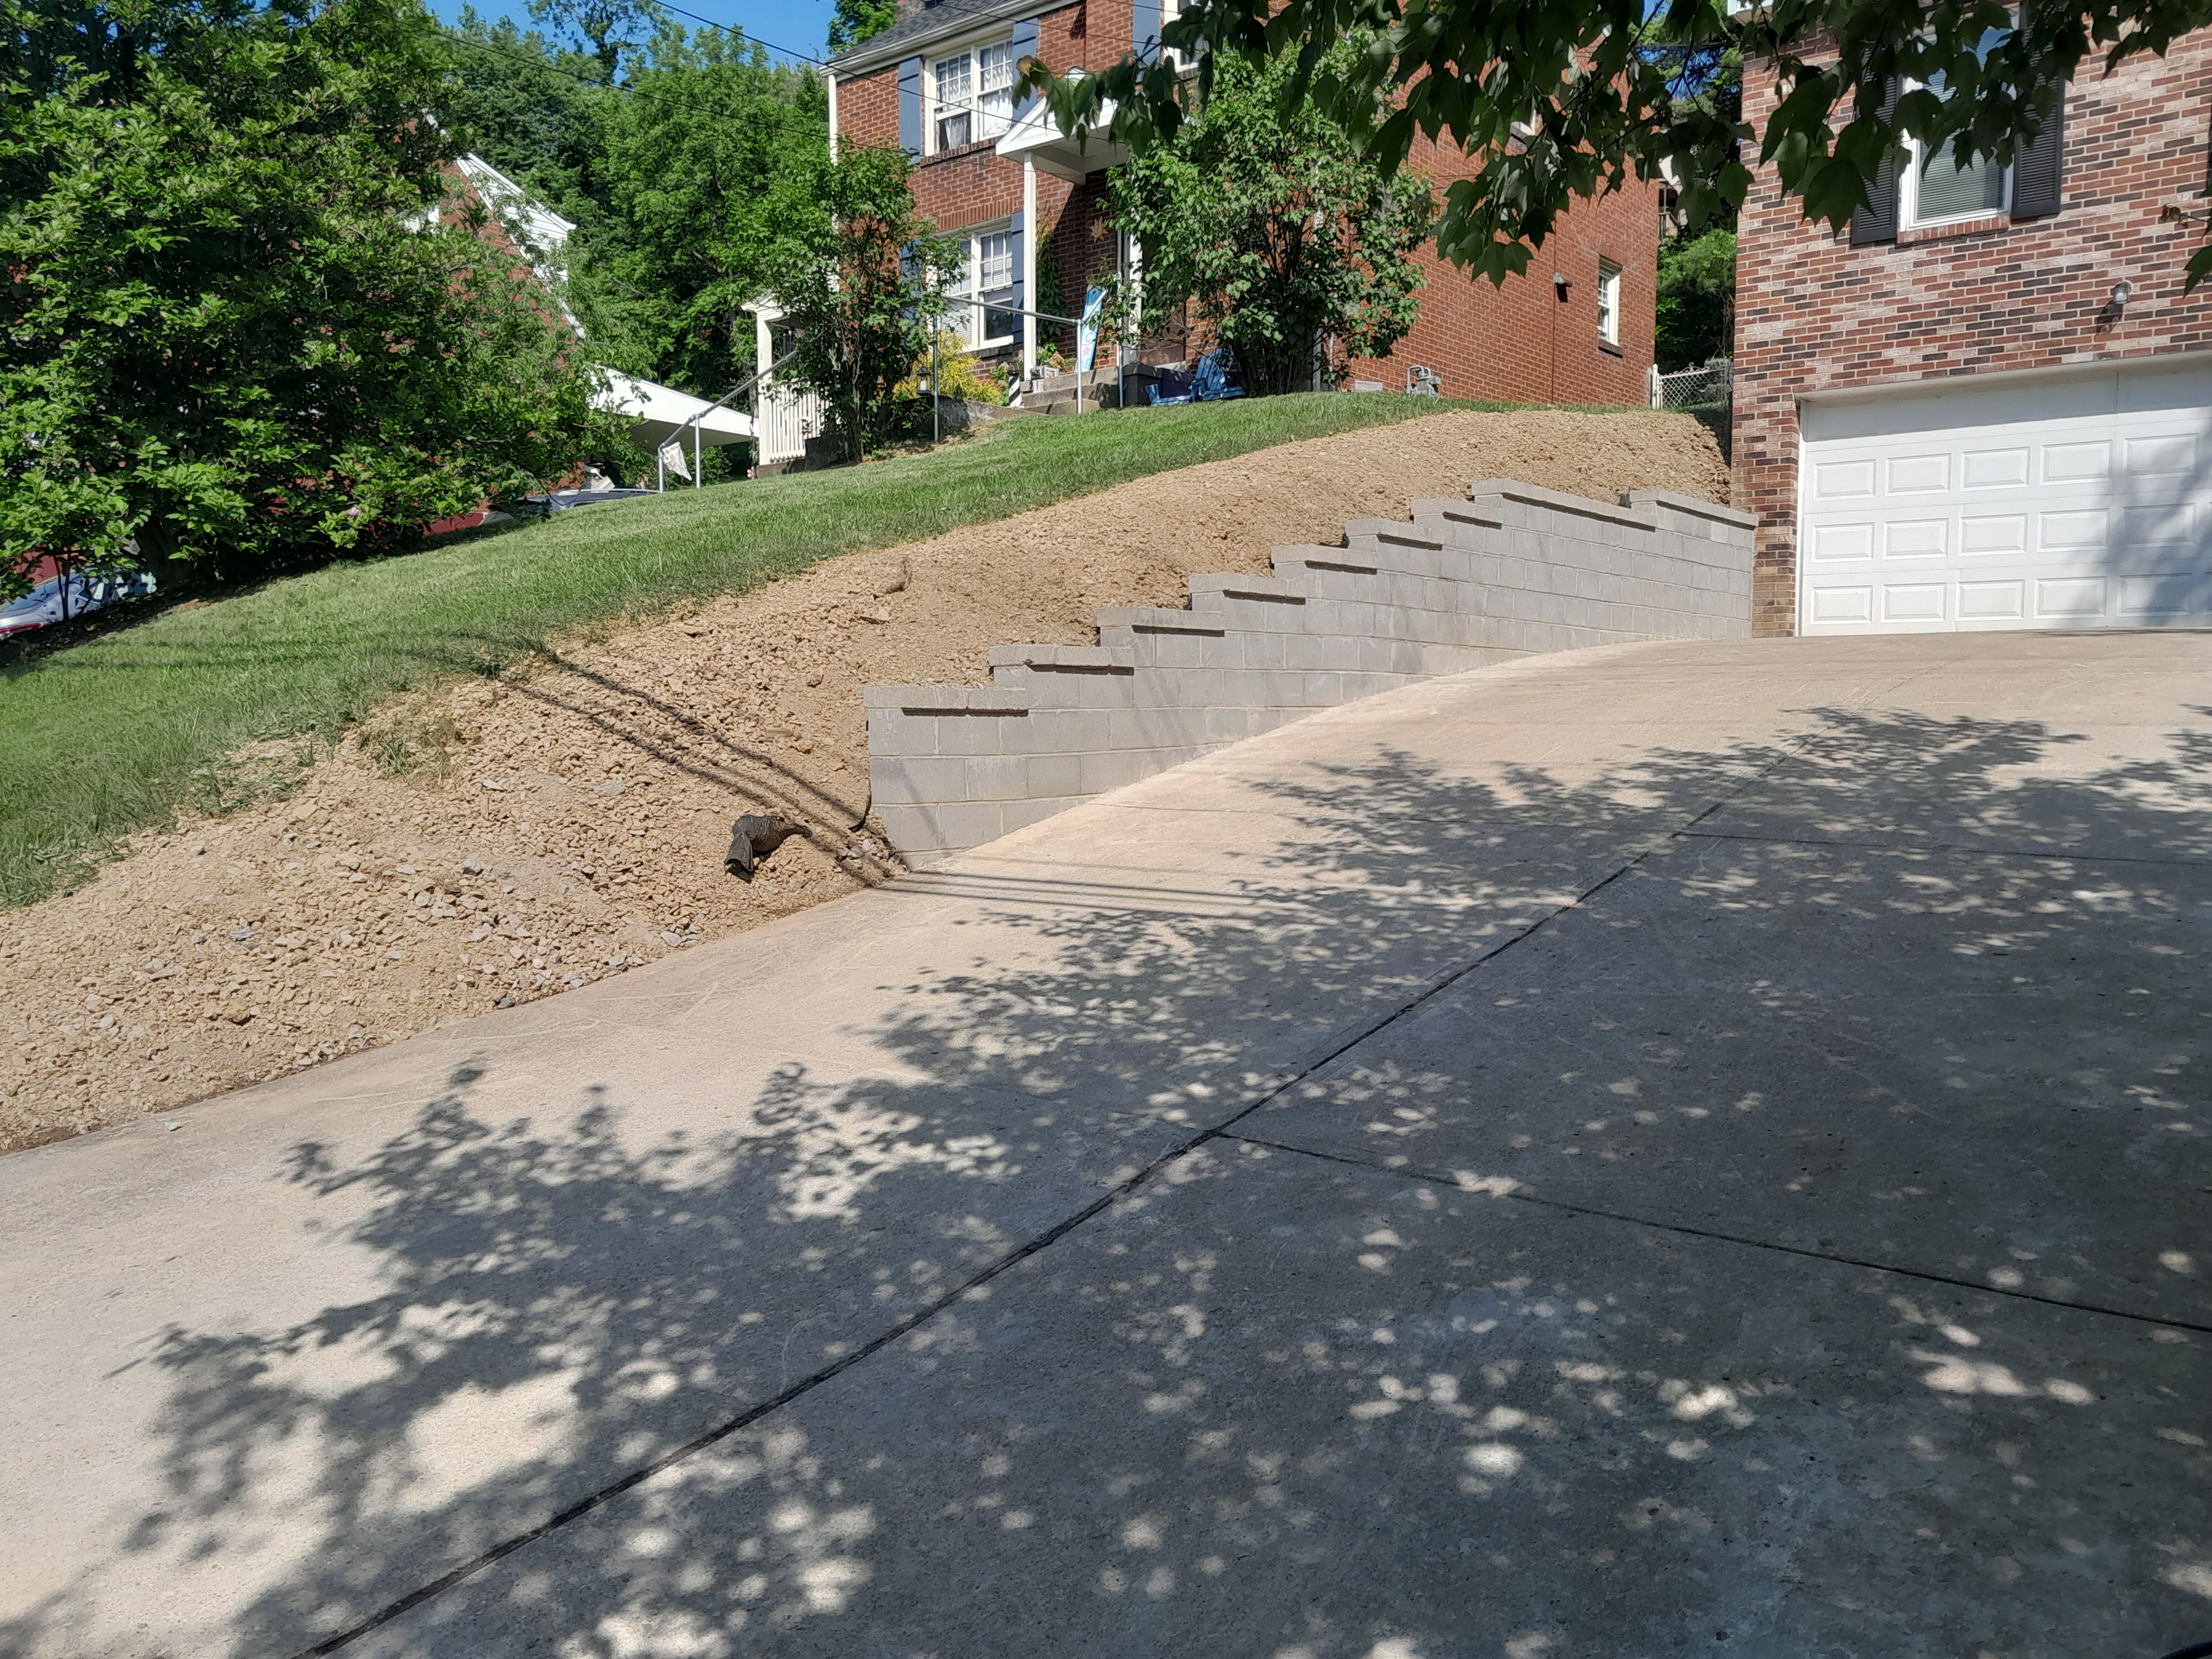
left=927, top=34, right=1017, bottom=156
left=1596, top=259, right=1622, bottom=348
left=1899, top=95, right=2012, bottom=229
left=943, top=220, right=1019, bottom=350
left=1897, top=30, right=2016, bottom=231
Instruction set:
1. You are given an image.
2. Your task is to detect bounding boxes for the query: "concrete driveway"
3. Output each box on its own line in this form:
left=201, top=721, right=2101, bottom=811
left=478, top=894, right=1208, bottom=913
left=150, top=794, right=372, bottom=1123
left=2, top=633, right=2207, bottom=1659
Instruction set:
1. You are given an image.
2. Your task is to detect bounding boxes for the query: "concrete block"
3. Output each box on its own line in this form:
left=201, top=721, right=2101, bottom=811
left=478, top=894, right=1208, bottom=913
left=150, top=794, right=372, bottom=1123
left=1028, top=709, right=1111, bottom=754
left=871, top=754, right=969, bottom=807
left=867, top=710, right=938, bottom=758
left=1000, top=795, right=1077, bottom=834
left=931, top=715, right=1007, bottom=756
left=1080, top=749, right=1155, bottom=795
left=963, top=755, right=1032, bottom=802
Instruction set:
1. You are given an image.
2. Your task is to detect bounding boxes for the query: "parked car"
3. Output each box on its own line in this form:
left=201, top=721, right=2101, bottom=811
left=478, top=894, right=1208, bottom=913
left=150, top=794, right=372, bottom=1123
left=0, top=568, right=158, bottom=641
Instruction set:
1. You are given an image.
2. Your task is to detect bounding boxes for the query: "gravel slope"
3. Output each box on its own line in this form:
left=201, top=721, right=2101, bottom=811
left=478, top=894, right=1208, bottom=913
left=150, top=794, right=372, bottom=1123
left=0, top=407, right=1729, bottom=1152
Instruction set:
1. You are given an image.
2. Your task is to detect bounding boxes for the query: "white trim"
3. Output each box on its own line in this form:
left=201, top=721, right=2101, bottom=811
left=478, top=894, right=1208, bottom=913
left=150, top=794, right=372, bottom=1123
left=943, top=219, right=1019, bottom=350
left=1021, top=158, right=1038, bottom=376
left=924, top=28, right=1018, bottom=155
left=1596, top=259, right=1622, bottom=348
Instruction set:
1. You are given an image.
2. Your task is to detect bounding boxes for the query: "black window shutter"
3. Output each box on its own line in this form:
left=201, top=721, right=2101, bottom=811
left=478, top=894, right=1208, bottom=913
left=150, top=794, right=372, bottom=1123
left=1850, top=78, right=1901, bottom=246
left=898, top=55, right=923, bottom=158
left=2011, top=82, right=2067, bottom=218
left=1131, top=0, right=1162, bottom=63
left=1011, top=17, right=1040, bottom=120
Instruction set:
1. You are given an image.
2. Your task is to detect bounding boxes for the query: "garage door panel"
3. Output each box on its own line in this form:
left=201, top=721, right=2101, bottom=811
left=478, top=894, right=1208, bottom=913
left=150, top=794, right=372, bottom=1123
left=1809, top=520, right=1874, bottom=563
left=1801, top=362, right=2212, bottom=634
left=1960, top=513, right=2028, bottom=556
left=1880, top=583, right=1949, bottom=622
left=2034, top=577, right=2108, bottom=620
left=1961, top=447, right=2030, bottom=488
left=2040, top=440, right=2111, bottom=484
left=1885, top=453, right=1950, bottom=492
left=2036, top=508, right=2108, bottom=553
left=1812, top=459, right=1876, bottom=499
left=1883, top=517, right=1949, bottom=558
left=1957, top=580, right=2027, bottom=621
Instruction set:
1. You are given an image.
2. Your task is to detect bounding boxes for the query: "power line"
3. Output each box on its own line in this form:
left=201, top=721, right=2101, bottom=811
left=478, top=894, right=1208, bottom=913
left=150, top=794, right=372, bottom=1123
left=443, top=15, right=1025, bottom=131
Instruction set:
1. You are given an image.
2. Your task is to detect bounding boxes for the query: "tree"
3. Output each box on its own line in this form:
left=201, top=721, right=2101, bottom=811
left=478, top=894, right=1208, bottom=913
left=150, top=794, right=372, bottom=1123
left=524, top=0, right=660, bottom=80
left=584, top=25, right=827, bottom=399
left=442, top=7, right=619, bottom=224
left=758, top=144, right=954, bottom=462
left=1655, top=227, right=1735, bottom=371
left=1106, top=47, right=1433, bottom=395
left=1036, top=0, right=2212, bottom=287
left=437, top=15, right=827, bottom=463
left=825, top=0, right=895, bottom=55
left=0, top=0, right=606, bottom=596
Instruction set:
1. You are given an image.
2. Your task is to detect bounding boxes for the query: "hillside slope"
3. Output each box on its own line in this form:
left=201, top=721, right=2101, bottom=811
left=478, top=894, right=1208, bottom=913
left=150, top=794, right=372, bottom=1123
left=0, top=407, right=1728, bottom=1150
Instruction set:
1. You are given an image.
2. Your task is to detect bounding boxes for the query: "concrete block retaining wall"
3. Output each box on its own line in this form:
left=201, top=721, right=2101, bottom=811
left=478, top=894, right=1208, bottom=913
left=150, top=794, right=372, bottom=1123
left=865, top=479, right=1756, bottom=866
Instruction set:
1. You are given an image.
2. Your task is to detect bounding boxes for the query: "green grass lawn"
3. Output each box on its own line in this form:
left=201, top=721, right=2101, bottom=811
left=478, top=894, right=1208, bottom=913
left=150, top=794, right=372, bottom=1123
left=0, top=393, right=1536, bottom=909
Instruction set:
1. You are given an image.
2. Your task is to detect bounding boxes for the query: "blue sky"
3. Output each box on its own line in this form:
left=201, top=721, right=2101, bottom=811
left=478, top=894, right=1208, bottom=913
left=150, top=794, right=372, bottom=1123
left=430, top=0, right=840, bottom=65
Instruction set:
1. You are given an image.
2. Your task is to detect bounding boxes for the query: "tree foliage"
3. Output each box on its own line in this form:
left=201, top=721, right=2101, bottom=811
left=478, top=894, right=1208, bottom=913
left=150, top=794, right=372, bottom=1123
left=758, top=144, right=954, bottom=461
left=438, top=18, right=826, bottom=417
left=1106, top=47, right=1433, bottom=395
left=826, top=0, right=895, bottom=55
left=1655, top=227, right=1735, bottom=371
left=0, top=0, right=606, bottom=596
left=1036, top=0, right=2212, bottom=287
left=524, top=0, right=658, bottom=79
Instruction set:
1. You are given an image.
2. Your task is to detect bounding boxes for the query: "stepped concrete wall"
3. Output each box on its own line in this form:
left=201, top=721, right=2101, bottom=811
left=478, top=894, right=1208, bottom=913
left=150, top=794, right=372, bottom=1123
left=865, top=479, right=1755, bottom=865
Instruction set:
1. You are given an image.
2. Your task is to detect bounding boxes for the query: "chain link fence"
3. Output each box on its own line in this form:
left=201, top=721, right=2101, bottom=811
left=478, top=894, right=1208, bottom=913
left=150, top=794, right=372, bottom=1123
left=1648, top=359, right=1732, bottom=459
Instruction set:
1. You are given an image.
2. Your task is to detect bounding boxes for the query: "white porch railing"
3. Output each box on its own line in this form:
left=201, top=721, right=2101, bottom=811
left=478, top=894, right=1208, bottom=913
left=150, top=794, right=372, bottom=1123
left=756, top=380, right=824, bottom=466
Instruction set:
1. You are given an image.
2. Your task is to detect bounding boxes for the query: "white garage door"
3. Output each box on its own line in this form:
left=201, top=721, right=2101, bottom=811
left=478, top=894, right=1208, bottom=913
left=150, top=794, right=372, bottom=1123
left=1798, top=357, right=2212, bottom=633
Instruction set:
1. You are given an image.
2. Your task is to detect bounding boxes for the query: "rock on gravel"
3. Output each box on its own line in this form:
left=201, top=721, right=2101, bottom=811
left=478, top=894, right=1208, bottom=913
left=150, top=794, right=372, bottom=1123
left=0, top=407, right=1728, bottom=1152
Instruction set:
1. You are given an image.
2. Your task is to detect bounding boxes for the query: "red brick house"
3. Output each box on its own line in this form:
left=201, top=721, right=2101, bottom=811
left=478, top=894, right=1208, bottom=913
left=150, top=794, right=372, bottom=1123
left=825, top=0, right=1657, bottom=404
left=1734, top=31, right=2212, bottom=635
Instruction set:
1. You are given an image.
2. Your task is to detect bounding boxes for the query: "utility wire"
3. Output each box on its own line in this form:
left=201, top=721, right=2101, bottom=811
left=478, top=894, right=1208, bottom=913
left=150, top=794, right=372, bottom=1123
left=444, top=11, right=1033, bottom=132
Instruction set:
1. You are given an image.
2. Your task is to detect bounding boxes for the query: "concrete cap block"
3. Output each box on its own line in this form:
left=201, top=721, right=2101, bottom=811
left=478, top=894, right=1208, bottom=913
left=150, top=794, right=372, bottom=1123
left=863, top=684, right=1032, bottom=714
left=1621, top=488, right=1757, bottom=532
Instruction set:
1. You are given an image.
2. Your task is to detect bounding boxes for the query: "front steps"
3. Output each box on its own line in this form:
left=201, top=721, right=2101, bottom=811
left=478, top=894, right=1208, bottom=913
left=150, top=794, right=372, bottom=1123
left=864, top=479, right=1756, bottom=866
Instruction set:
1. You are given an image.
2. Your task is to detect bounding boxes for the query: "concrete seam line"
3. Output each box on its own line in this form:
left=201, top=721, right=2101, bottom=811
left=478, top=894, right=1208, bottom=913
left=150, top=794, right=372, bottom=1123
left=292, top=737, right=1811, bottom=1657
left=1679, top=826, right=2212, bottom=870
left=1230, top=1131, right=2212, bottom=1340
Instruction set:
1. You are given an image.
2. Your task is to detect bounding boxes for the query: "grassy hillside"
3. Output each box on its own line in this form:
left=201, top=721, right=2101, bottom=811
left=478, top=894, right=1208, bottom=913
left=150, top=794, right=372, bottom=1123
left=0, top=395, right=1542, bottom=908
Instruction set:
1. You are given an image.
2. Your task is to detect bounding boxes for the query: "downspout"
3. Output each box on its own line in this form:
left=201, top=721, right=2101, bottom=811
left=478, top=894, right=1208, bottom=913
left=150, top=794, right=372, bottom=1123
left=827, top=68, right=839, bottom=163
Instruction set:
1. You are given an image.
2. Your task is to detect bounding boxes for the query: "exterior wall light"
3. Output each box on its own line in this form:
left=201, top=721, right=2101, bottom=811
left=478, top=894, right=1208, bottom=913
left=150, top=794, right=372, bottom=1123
left=1552, top=272, right=1570, bottom=300
left=2110, top=281, right=2132, bottom=311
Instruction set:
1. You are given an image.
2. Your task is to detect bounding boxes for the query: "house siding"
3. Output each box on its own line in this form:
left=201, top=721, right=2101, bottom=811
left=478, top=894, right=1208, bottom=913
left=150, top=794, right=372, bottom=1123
left=1733, top=31, right=2212, bottom=635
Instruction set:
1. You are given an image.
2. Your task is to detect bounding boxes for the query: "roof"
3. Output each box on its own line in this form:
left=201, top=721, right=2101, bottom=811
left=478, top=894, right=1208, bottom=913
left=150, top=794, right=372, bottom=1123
left=827, top=0, right=1049, bottom=78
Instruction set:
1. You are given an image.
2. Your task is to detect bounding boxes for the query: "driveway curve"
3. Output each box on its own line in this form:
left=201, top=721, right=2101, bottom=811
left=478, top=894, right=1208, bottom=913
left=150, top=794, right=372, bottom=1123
left=2, top=632, right=2207, bottom=1659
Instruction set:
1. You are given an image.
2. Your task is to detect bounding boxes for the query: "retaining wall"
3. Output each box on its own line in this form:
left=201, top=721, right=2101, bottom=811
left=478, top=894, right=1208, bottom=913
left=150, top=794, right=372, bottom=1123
left=865, top=479, right=1756, bottom=866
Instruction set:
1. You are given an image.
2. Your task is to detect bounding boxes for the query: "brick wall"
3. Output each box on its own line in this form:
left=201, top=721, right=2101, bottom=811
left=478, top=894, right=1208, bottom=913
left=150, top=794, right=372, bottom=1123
left=835, top=9, right=1660, bottom=395
left=1734, top=31, right=2212, bottom=635
left=835, top=3, right=1133, bottom=357
left=1347, top=142, right=1660, bottom=406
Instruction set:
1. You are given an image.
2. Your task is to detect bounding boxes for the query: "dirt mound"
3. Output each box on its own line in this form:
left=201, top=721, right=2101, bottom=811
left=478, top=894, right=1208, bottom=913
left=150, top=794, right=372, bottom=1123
left=0, top=407, right=1729, bottom=1152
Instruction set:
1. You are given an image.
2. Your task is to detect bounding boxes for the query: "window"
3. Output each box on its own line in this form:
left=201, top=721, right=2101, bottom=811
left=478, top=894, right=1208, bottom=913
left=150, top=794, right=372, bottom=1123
left=945, top=225, right=1019, bottom=348
left=977, top=43, right=1014, bottom=134
left=1900, top=36, right=2013, bottom=229
left=1901, top=79, right=2009, bottom=227
left=1596, top=260, right=1622, bottom=349
left=930, top=38, right=1015, bottom=153
left=933, top=54, right=971, bottom=151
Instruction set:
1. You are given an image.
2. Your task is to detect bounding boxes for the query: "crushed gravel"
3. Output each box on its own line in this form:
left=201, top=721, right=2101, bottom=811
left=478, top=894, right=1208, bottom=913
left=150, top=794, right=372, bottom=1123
left=0, top=407, right=1729, bottom=1152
